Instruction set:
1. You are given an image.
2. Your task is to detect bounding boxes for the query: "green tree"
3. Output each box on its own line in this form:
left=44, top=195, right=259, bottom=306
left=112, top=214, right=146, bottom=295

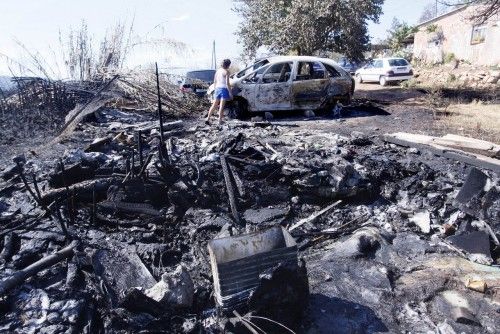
left=386, top=18, right=418, bottom=55
left=233, top=0, right=384, bottom=61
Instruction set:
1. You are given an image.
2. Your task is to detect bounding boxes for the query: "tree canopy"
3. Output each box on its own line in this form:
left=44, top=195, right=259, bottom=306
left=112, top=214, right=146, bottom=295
left=439, top=0, right=500, bottom=23
left=418, top=2, right=447, bottom=23
left=385, top=18, right=418, bottom=58
left=233, top=0, right=384, bottom=61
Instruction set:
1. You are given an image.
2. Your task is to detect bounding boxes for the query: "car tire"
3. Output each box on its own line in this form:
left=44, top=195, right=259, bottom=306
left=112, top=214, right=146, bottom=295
left=355, top=74, right=363, bottom=84
left=227, top=98, right=248, bottom=119
left=379, top=76, right=387, bottom=86
left=340, top=93, right=352, bottom=106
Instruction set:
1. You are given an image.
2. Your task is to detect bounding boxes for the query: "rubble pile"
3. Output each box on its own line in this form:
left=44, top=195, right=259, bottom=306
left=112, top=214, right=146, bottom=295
left=414, top=64, right=500, bottom=89
left=0, top=73, right=208, bottom=158
left=0, top=103, right=499, bottom=333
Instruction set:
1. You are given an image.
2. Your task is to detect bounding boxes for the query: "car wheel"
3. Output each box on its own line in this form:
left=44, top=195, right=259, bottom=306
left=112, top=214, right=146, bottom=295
left=355, top=74, right=363, bottom=84
left=340, top=93, right=352, bottom=106
left=379, top=76, right=387, bottom=86
left=227, top=98, right=248, bottom=119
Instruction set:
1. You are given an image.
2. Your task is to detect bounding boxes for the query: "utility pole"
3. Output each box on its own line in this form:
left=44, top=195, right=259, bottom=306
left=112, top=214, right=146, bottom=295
left=155, top=62, right=165, bottom=151
left=211, top=40, right=217, bottom=69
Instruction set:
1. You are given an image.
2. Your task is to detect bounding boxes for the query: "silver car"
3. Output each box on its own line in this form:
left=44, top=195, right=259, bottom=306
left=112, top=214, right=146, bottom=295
left=209, top=56, right=354, bottom=118
left=354, top=57, right=413, bottom=86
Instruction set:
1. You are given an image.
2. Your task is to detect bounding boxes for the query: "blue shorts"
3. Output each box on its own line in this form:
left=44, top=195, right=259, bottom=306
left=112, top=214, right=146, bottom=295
left=214, top=87, right=230, bottom=100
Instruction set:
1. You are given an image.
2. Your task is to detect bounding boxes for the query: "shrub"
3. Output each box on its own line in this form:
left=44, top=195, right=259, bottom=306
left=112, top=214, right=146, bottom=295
left=426, top=24, right=438, bottom=33
left=400, top=78, right=418, bottom=89
left=444, top=53, right=456, bottom=63
left=62, top=21, right=133, bottom=81
left=447, top=73, right=457, bottom=83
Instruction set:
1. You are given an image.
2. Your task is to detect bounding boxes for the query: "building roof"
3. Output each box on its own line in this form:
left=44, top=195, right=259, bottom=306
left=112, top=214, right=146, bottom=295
left=416, top=5, right=468, bottom=28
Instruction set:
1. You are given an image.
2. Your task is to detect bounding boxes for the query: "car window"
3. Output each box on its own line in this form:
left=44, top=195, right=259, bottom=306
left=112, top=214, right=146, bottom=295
left=323, top=63, right=341, bottom=77
left=373, top=60, right=383, bottom=68
left=295, top=61, right=325, bottom=81
left=186, top=70, right=215, bottom=82
left=261, top=62, right=293, bottom=83
left=388, top=59, right=409, bottom=66
left=242, top=65, right=269, bottom=84
left=235, top=59, right=269, bottom=78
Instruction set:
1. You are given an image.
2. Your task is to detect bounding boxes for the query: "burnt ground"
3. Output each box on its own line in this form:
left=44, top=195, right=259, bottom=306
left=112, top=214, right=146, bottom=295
left=0, top=83, right=495, bottom=166
left=0, top=83, right=499, bottom=333
left=253, top=83, right=498, bottom=140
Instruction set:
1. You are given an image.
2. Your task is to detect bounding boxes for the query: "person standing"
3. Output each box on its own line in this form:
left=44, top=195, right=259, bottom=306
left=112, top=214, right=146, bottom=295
left=206, top=59, right=232, bottom=125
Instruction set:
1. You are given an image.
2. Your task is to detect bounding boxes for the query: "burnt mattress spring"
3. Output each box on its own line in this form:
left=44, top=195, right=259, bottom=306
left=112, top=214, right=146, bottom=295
left=208, top=226, right=298, bottom=313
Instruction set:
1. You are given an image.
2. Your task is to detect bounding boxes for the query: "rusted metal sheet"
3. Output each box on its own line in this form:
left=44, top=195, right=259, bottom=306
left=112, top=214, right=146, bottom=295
left=207, top=226, right=298, bottom=312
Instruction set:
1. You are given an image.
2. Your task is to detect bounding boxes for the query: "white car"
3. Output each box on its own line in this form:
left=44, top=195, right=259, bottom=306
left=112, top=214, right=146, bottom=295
left=354, top=58, right=413, bottom=86
left=208, top=56, right=354, bottom=118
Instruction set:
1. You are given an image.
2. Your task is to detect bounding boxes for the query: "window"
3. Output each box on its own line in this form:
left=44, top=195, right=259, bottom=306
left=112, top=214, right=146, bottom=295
left=235, top=59, right=269, bottom=78
left=471, top=25, right=487, bottom=45
left=373, top=60, right=383, bottom=68
left=295, top=62, right=325, bottom=81
left=323, top=63, right=342, bottom=77
left=388, top=59, right=409, bottom=67
left=428, top=40, right=441, bottom=48
left=261, top=62, right=293, bottom=83
left=242, top=65, right=268, bottom=83
left=187, top=70, right=216, bottom=82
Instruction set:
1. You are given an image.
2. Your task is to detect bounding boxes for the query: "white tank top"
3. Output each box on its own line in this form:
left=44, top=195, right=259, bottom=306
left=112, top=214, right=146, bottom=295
left=215, top=69, right=228, bottom=88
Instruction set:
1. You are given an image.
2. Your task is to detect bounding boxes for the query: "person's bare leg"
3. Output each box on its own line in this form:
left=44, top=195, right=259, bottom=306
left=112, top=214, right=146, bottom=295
left=206, top=99, right=219, bottom=122
left=218, top=99, right=226, bottom=124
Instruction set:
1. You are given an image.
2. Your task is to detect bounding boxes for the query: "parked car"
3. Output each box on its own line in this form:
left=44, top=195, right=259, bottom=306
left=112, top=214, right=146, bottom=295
left=208, top=56, right=354, bottom=118
left=354, top=57, right=413, bottom=86
left=337, top=58, right=362, bottom=75
left=179, top=69, right=216, bottom=97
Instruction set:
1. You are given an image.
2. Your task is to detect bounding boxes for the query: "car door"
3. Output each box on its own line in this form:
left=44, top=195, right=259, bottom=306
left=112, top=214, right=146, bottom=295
left=235, top=65, right=269, bottom=111
left=322, top=62, right=351, bottom=98
left=359, top=61, right=374, bottom=81
left=371, top=60, right=384, bottom=81
left=291, top=61, right=330, bottom=110
left=255, top=62, right=293, bottom=111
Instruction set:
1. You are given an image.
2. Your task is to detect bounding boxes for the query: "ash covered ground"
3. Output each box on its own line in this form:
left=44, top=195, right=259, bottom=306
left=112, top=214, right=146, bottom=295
left=0, top=84, right=499, bottom=333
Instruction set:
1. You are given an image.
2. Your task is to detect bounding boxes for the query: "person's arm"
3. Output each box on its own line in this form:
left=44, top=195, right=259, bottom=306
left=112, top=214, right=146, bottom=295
left=213, top=70, right=218, bottom=87
left=226, top=70, right=232, bottom=98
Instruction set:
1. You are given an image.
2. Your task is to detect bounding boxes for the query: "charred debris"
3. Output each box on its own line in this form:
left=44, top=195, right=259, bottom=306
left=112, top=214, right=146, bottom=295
left=0, top=73, right=499, bottom=334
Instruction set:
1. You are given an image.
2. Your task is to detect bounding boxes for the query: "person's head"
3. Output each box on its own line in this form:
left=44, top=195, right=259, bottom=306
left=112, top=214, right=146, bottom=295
left=221, top=59, right=231, bottom=69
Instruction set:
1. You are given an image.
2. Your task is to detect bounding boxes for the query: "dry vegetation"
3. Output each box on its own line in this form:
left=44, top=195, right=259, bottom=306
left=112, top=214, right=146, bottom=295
left=1, top=20, right=189, bottom=81
left=400, top=70, right=500, bottom=144
left=436, top=101, right=500, bottom=144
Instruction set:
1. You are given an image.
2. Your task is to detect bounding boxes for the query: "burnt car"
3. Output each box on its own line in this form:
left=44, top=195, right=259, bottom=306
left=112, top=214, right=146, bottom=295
left=180, top=69, right=216, bottom=97
left=208, top=56, right=354, bottom=118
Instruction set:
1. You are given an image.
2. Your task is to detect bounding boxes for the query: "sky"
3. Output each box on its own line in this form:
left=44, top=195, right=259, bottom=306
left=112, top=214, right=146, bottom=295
left=0, top=0, right=438, bottom=77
